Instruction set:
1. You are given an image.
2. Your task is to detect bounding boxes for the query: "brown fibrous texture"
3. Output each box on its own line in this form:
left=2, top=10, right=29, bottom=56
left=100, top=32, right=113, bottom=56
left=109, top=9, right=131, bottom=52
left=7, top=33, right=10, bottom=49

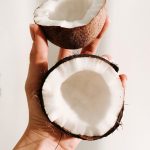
left=39, top=4, right=106, bottom=49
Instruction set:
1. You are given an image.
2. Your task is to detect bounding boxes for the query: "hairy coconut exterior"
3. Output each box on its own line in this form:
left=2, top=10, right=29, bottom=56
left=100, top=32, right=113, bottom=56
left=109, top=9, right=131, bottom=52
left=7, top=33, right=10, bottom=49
left=36, top=1, right=106, bottom=49
left=39, top=54, right=124, bottom=140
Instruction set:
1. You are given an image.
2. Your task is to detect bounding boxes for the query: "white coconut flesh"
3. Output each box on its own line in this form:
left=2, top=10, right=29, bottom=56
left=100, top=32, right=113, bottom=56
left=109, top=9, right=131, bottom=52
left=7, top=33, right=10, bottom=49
left=34, top=0, right=105, bottom=28
left=42, top=56, right=124, bottom=137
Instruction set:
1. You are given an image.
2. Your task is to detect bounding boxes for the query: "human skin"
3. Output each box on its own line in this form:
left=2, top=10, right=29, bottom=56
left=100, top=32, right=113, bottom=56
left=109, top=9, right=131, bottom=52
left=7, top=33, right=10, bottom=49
left=13, top=18, right=127, bottom=150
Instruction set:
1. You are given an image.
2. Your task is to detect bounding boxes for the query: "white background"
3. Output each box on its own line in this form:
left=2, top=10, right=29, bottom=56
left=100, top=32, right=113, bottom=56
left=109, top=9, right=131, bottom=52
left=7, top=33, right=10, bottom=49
left=0, top=0, right=150, bottom=149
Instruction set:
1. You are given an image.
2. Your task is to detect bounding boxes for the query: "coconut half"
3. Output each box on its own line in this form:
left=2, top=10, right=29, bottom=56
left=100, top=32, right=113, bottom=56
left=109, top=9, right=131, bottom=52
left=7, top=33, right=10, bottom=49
left=40, top=55, right=124, bottom=140
left=34, top=0, right=106, bottom=49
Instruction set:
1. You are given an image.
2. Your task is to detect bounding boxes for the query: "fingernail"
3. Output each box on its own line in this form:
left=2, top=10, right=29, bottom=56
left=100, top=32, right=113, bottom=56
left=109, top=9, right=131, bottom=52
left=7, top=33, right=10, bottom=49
left=102, top=55, right=109, bottom=60
left=124, top=74, right=128, bottom=81
left=107, top=17, right=111, bottom=24
left=101, top=55, right=112, bottom=62
left=120, top=74, right=127, bottom=88
left=30, top=24, right=35, bottom=41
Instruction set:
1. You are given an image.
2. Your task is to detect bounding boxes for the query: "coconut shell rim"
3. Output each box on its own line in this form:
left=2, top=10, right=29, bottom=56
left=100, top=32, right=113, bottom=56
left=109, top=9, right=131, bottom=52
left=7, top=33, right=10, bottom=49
left=34, top=0, right=107, bottom=29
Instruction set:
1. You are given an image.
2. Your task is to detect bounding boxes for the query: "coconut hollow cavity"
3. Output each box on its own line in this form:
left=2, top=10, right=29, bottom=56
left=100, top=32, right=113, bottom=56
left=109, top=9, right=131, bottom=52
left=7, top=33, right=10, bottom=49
left=40, top=55, right=124, bottom=140
left=34, top=0, right=106, bottom=49
left=34, top=0, right=106, bottom=28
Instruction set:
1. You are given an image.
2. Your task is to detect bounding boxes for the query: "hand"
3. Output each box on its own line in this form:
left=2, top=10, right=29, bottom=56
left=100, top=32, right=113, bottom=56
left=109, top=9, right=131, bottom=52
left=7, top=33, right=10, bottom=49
left=14, top=18, right=127, bottom=150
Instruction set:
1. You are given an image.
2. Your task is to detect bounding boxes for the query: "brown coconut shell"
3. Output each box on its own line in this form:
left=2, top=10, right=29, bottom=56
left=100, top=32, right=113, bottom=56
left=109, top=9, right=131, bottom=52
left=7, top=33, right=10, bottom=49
left=39, top=54, right=125, bottom=140
left=35, top=0, right=107, bottom=49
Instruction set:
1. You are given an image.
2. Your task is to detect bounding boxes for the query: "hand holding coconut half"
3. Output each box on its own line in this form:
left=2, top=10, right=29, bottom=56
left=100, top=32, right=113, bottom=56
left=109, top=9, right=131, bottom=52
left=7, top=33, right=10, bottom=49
left=14, top=20, right=127, bottom=149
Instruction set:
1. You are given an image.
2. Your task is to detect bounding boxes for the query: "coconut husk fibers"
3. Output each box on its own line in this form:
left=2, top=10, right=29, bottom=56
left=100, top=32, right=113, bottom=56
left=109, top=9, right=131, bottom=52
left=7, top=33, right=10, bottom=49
left=39, top=2, right=106, bottom=49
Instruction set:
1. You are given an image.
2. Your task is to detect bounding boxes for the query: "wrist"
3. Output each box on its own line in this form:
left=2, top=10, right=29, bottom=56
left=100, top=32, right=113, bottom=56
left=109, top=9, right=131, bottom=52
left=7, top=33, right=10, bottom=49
left=13, top=126, right=63, bottom=150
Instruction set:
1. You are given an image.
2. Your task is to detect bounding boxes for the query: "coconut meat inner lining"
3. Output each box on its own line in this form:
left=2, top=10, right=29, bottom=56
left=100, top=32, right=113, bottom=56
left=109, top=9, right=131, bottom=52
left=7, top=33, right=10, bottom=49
left=42, top=57, right=124, bottom=136
left=34, top=0, right=105, bottom=28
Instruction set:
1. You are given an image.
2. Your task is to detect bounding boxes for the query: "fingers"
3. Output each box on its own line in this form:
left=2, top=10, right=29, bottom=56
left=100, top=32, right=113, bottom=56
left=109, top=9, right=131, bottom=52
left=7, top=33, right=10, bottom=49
left=57, top=17, right=110, bottom=59
left=101, top=55, right=127, bottom=88
left=30, top=24, right=48, bottom=72
left=30, top=24, right=48, bottom=65
left=119, top=74, right=127, bottom=88
left=26, top=24, right=49, bottom=97
left=58, top=48, right=72, bottom=60
left=81, top=17, right=110, bottom=55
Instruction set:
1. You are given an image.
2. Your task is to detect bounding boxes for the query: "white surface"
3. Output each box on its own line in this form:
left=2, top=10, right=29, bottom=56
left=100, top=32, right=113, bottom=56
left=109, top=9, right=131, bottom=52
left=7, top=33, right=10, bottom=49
left=0, top=0, right=150, bottom=150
